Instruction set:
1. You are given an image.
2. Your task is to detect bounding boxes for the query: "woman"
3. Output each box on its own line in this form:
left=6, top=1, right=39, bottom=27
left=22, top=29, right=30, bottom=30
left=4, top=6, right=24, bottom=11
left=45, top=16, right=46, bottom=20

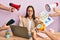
left=19, top=5, right=48, bottom=40
left=18, top=5, right=36, bottom=38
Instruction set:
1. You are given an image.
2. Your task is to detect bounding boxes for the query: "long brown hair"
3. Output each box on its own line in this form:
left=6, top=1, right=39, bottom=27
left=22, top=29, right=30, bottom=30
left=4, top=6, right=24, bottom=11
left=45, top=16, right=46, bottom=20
left=25, top=5, right=35, bottom=20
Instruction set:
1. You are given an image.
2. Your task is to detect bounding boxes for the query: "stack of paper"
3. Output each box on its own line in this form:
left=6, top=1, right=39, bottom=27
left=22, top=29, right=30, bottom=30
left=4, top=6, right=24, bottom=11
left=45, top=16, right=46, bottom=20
left=39, top=11, right=54, bottom=27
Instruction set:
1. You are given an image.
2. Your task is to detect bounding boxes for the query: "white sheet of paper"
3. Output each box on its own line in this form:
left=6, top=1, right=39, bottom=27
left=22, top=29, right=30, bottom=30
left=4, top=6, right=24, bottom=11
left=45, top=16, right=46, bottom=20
left=43, top=17, right=54, bottom=27
left=39, top=11, right=54, bottom=27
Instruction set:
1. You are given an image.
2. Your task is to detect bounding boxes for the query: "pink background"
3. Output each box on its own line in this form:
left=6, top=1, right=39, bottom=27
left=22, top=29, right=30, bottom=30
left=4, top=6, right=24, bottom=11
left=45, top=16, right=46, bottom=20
left=0, top=0, right=60, bottom=32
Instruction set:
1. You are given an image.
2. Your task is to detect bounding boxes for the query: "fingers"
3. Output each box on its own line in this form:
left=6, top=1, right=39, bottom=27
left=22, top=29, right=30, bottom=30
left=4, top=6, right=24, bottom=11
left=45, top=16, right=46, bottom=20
left=49, top=14, right=53, bottom=17
left=31, top=27, right=36, bottom=32
left=9, top=7, right=15, bottom=12
left=31, top=28, right=37, bottom=40
left=0, top=24, right=10, bottom=31
left=18, top=14, right=22, bottom=20
left=2, top=24, right=9, bottom=28
left=53, top=8, right=60, bottom=13
left=53, top=8, right=57, bottom=12
left=49, top=14, right=55, bottom=17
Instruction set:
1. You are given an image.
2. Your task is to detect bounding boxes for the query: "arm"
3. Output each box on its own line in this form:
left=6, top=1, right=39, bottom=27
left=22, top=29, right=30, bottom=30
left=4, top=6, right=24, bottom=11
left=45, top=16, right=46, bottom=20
left=53, top=8, right=60, bottom=13
left=32, top=28, right=49, bottom=40
left=49, top=8, right=60, bottom=17
left=44, top=30, right=58, bottom=40
left=0, top=24, right=13, bottom=36
left=0, top=4, right=14, bottom=12
left=0, top=24, right=10, bottom=31
left=18, top=15, right=23, bottom=26
left=49, top=13, right=60, bottom=17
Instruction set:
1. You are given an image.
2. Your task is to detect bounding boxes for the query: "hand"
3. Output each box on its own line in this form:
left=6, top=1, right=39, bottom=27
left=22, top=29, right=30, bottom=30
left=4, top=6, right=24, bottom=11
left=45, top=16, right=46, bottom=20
left=49, top=14, right=55, bottom=17
left=18, top=14, right=24, bottom=20
left=9, top=7, right=15, bottom=12
left=31, top=27, right=36, bottom=32
left=37, top=15, right=40, bottom=19
left=2, top=24, right=10, bottom=30
left=18, top=14, right=22, bottom=20
left=53, top=8, right=57, bottom=12
left=53, top=8, right=60, bottom=13
left=43, top=29, right=53, bottom=34
left=49, top=14, right=53, bottom=17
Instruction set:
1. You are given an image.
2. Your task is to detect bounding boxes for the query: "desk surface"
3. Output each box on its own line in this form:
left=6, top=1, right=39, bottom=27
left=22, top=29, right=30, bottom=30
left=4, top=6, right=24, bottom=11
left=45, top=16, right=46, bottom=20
left=0, top=31, right=28, bottom=40
left=0, top=31, right=60, bottom=40
left=0, top=36, right=27, bottom=40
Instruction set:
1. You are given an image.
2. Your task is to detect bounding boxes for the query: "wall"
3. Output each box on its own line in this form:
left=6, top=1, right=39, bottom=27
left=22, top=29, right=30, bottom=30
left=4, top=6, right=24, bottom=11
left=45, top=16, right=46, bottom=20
left=0, top=0, right=60, bottom=32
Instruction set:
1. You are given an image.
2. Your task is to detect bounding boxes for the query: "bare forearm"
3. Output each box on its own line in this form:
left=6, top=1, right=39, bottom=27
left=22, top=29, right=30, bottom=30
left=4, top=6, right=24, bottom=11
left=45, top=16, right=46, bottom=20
left=49, top=13, right=60, bottom=17
left=0, top=4, right=10, bottom=11
left=0, top=27, right=8, bottom=31
left=45, top=30, right=58, bottom=40
left=54, top=8, right=60, bottom=13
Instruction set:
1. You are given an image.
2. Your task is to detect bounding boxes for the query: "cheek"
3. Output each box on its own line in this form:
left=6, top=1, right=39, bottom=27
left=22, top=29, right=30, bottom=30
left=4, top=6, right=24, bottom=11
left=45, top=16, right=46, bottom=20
left=30, top=12, right=33, bottom=16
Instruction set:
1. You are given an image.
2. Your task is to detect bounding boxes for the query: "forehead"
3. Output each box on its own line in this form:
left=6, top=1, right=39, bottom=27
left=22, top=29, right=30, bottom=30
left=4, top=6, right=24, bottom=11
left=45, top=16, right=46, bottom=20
left=28, top=7, right=33, bottom=10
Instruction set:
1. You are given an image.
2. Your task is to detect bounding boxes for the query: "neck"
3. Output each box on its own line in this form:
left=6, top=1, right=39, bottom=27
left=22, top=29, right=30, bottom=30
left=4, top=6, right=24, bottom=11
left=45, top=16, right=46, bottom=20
left=28, top=16, right=32, bottom=20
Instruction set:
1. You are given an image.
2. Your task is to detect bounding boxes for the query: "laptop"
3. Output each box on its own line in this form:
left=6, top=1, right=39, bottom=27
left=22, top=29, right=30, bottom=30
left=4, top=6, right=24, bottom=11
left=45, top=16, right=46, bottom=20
left=10, top=25, right=29, bottom=39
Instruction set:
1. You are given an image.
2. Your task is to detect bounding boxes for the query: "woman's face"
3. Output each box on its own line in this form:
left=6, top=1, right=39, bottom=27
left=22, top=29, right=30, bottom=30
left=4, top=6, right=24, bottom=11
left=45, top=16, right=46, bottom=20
left=27, top=7, right=33, bottom=17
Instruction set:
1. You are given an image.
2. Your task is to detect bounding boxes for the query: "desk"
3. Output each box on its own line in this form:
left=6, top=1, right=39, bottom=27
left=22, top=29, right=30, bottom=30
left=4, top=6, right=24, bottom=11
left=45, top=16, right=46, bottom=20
left=0, top=31, right=60, bottom=40
left=0, top=31, right=28, bottom=40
